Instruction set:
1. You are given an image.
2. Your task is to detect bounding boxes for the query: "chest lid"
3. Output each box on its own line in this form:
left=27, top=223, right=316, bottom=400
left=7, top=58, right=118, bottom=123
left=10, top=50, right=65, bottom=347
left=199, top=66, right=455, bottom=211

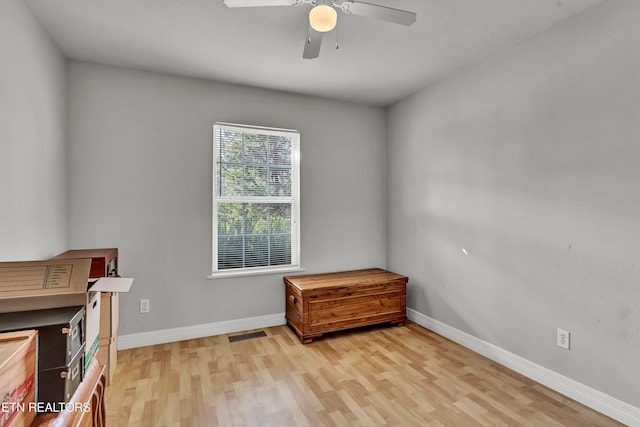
left=284, top=268, right=407, bottom=292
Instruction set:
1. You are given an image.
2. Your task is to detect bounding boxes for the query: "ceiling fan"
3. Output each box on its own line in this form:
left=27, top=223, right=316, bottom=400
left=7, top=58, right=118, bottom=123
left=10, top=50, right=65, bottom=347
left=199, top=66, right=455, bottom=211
left=223, top=0, right=416, bottom=59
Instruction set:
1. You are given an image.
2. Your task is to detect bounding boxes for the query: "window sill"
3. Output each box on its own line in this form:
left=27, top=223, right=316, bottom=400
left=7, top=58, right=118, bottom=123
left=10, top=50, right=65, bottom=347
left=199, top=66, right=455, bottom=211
left=207, top=266, right=305, bottom=279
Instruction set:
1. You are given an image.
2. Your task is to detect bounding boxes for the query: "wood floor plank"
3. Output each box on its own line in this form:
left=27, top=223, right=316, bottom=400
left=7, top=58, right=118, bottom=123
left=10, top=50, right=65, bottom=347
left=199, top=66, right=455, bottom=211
left=106, top=321, right=623, bottom=426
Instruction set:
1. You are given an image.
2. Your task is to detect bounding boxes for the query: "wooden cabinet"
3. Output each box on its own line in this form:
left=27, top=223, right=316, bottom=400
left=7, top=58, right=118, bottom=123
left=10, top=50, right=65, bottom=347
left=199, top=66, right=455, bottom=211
left=284, top=268, right=408, bottom=343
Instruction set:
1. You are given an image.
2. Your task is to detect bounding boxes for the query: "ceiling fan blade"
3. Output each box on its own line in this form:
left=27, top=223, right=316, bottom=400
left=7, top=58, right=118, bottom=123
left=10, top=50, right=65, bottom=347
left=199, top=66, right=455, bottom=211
left=223, top=0, right=298, bottom=7
left=302, top=27, right=323, bottom=59
left=336, top=1, right=416, bottom=26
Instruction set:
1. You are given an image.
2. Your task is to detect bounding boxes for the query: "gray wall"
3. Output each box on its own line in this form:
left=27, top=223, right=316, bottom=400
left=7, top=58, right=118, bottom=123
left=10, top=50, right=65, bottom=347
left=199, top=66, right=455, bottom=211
left=66, top=62, right=386, bottom=336
left=387, top=0, right=640, bottom=408
left=0, top=0, right=67, bottom=261
left=5, top=0, right=637, bottom=410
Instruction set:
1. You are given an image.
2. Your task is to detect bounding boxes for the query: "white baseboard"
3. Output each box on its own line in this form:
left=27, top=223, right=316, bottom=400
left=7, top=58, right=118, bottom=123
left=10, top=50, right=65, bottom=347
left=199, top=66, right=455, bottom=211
left=118, top=312, right=286, bottom=350
left=407, top=308, right=640, bottom=427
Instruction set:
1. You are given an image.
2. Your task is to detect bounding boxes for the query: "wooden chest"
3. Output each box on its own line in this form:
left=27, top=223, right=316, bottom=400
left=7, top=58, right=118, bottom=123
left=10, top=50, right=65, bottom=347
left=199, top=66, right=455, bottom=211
left=284, top=268, right=408, bottom=343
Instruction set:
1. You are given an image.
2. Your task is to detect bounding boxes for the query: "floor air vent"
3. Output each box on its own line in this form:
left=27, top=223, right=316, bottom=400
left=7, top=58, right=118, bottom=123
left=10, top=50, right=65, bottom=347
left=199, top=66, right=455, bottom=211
left=228, top=330, right=267, bottom=342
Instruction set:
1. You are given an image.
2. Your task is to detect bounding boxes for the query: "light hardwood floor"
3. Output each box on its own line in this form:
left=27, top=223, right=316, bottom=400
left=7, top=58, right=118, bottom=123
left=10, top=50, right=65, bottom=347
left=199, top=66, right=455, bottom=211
left=106, top=322, right=622, bottom=426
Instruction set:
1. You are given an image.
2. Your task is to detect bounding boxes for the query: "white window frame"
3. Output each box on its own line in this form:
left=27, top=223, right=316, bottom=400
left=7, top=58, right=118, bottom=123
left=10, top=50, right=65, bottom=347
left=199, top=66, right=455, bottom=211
left=209, top=122, right=301, bottom=278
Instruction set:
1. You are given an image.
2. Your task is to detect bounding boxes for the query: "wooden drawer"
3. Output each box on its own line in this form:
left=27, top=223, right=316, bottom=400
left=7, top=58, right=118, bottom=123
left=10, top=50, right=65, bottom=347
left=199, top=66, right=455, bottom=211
left=284, top=269, right=407, bottom=343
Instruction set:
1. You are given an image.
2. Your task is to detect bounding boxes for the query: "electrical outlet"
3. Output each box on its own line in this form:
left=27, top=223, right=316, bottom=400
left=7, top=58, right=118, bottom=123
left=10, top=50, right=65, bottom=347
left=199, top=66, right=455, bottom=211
left=140, top=299, right=150, bottom=314
left=557, top=328, right=570, bottom=350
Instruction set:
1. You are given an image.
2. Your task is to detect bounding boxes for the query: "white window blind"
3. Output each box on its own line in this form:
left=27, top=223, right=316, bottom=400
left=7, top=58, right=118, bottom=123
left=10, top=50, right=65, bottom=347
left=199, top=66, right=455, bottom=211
left=212, top=123, right=300, bottom=275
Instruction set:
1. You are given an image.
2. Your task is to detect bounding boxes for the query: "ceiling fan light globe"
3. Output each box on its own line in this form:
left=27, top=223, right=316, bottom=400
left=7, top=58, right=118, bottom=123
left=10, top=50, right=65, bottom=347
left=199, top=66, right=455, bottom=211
left=309, top=5, right=337, bottom=32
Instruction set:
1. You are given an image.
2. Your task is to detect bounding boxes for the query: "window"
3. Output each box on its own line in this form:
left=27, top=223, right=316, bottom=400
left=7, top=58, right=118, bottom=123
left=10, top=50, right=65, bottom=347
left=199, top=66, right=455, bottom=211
left=211, top=123, right=300, bottom=276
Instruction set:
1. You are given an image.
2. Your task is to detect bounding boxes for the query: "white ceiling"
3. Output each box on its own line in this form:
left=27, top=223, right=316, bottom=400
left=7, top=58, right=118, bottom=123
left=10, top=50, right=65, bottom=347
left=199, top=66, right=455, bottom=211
left=25, top=0, right=605, bottom=106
